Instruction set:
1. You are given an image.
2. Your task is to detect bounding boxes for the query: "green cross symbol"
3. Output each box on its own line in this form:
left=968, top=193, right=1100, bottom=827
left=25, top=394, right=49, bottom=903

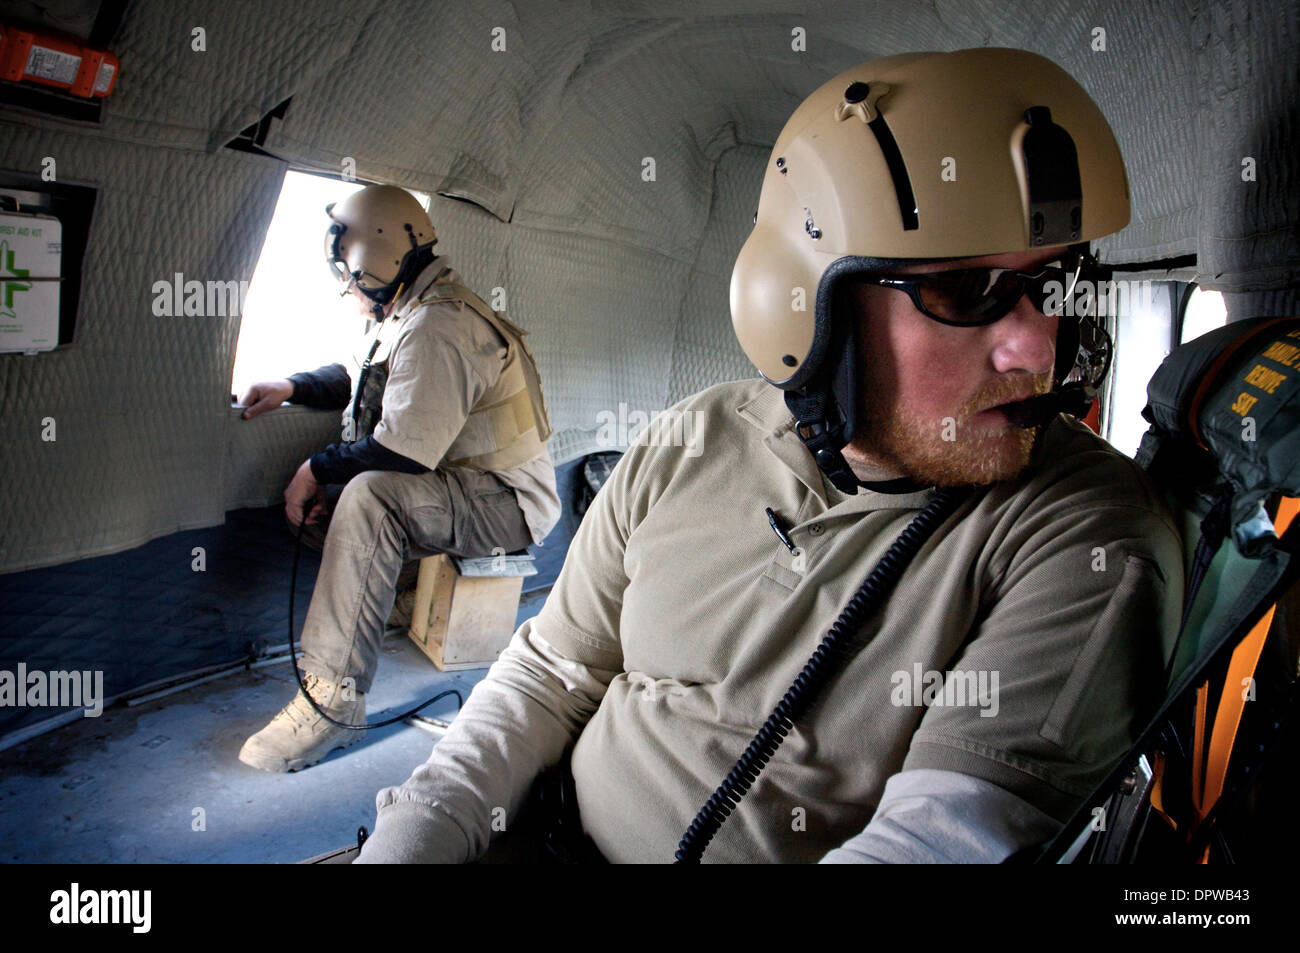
left=1, top=240, right=33, bottom=318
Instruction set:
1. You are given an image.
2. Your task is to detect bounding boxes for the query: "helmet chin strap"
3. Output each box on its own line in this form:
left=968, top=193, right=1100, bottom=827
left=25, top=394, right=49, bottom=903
left=784, top=382, right=933, bottom=495
left=356, top=284, right=401, bottom=323
left=785, top=385, right=862, bottom=495
left=783, top=303, right=860, bottom=494
left=784, top=316, right=932, bottom=496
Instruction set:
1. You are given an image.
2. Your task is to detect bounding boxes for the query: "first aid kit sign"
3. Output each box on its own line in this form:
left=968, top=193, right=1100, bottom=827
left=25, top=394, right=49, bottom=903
left=0, top=211, right=61, bottom=353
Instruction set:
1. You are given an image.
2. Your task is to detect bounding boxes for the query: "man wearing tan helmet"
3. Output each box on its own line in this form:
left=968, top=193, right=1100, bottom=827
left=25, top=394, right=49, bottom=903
left=355, top=49, right=1183, bottom=862
left=236, top=184, right=559, bottom=773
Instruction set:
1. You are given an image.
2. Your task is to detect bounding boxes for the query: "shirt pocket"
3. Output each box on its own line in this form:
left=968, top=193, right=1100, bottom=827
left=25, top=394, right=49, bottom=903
left=1038, top=553, right=1168, bottom=763
left=760, top=544, right=811, bottom=592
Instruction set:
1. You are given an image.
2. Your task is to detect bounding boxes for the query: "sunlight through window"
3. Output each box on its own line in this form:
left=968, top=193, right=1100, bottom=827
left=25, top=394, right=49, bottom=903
left=230, top=171, right=429, bottom=401
left=1181, top=286, right=1228, bottom=344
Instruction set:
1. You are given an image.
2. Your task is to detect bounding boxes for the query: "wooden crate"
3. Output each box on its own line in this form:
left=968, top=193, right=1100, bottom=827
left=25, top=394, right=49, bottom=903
left=406, top=554, right=525, bottom=671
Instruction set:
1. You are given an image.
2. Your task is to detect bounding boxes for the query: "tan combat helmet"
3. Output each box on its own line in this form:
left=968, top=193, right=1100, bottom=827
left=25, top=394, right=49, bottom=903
left=324, top=184, right=437, bottom=305
left=730, top=47, right=1131, bottom=492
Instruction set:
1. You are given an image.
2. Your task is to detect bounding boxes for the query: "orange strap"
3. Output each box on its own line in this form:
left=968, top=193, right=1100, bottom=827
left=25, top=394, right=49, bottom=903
left=1147, top=750, right=1178, bottom=831
left=1189, top=496, right=1298, bottom=860
left=1191, top=682, right=1209, bottom=816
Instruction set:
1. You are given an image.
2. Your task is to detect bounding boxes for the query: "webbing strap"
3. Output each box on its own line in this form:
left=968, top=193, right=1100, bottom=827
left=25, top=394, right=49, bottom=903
left=1189, top=495, right=1298, bottom=859
left=1191, top=681, right=1209, bottom=821
left=783, top=388, right=862, bottom=495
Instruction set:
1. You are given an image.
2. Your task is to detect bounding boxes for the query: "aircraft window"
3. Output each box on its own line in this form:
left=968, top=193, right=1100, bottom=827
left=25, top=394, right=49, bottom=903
left=1101, top=280, right=1177, bottom=458
left=1179, top=284, right=1228, bottom=344
left=230, top=170, right=430, bottom=401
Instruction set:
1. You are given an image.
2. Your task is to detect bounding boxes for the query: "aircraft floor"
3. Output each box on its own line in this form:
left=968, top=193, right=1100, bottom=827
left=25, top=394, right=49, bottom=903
left=0, top=589, right=551, bottom=864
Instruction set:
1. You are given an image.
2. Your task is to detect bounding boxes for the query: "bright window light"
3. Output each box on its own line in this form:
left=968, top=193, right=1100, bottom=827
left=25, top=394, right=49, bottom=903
left=1105, top=283, right=1174, bottom=458
left=230, top=170, right=429, bottom=401
left=1181, top=286, right=1228, bottom=344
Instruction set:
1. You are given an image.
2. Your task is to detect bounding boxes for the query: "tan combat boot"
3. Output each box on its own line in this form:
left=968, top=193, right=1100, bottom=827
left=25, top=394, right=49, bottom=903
left=238, top=672, right=365, bottom=773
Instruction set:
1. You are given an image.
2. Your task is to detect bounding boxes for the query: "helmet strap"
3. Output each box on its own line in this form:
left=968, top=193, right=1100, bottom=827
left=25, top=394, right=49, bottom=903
left=784, top=314, right=865, bottom=495
left=355, top=242, right=437, bottom=311
left=785, top=386, right=861, bottom=495
left=786, top=294, right=939, bottom=495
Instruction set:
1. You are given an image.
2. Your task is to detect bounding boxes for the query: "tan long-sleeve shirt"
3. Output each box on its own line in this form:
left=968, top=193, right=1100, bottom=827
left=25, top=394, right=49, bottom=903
left=359, top=377, right=1184, bottom=863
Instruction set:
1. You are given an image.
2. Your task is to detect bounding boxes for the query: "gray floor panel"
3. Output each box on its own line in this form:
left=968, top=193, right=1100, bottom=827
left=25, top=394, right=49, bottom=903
left=0, top=589, right=551, bottom=864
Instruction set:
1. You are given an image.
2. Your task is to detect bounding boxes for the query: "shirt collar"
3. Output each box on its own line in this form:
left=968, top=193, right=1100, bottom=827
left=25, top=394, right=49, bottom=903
left=734, top=382, right=938, bottom=513
left=390, top=257, right=456, bottom=317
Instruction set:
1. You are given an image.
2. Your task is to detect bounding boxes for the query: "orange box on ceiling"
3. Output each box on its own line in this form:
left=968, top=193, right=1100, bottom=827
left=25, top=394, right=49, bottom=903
left=0, top=23, right=119, bottom=98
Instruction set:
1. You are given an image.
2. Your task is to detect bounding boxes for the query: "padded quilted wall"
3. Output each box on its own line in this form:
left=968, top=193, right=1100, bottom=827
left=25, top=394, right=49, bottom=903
left=503, top=226, right=693, bottom=463
left=97, top=0, right=373, bottom=153
left=0, top=119, right=286, bottom=573
left=2, top=0, right=1298, bottom=577
left=260, top=0, right=580, bottom=220
left=1193, top=0, right=1300, bottom=293
left=666, top=144, right=769, bottom=406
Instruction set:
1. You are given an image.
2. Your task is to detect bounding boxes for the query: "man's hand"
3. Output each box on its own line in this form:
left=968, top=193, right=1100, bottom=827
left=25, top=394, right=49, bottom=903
left=285, top=459, right=326, bottom=526
left=237, top=379, right=294, bottom=419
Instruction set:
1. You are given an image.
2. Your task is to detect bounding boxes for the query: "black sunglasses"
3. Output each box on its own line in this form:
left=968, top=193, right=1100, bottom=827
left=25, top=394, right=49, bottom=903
left=857, top=250, right=1088, bottom=327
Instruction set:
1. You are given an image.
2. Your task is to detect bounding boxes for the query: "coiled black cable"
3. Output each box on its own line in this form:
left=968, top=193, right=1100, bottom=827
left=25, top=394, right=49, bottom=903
left=673, top=485, right=970, bottom=863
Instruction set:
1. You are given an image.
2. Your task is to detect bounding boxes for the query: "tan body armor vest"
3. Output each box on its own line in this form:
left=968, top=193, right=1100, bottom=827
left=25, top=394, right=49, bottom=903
left=416, top=280, right=553, bottom=472
left=344, top=275, right=552, bottom=472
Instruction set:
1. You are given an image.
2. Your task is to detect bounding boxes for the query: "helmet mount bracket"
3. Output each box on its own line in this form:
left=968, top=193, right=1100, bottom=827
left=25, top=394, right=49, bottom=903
left=1019, top=106, right=1084, bottom=246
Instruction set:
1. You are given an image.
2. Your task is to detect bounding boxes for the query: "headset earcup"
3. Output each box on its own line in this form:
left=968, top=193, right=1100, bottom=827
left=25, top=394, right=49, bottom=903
left=1054, top=315, right=1081, bottom=385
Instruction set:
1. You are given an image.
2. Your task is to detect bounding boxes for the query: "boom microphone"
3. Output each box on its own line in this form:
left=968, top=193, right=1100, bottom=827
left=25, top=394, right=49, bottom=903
left=999, top=383, right=1095, bottom=428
